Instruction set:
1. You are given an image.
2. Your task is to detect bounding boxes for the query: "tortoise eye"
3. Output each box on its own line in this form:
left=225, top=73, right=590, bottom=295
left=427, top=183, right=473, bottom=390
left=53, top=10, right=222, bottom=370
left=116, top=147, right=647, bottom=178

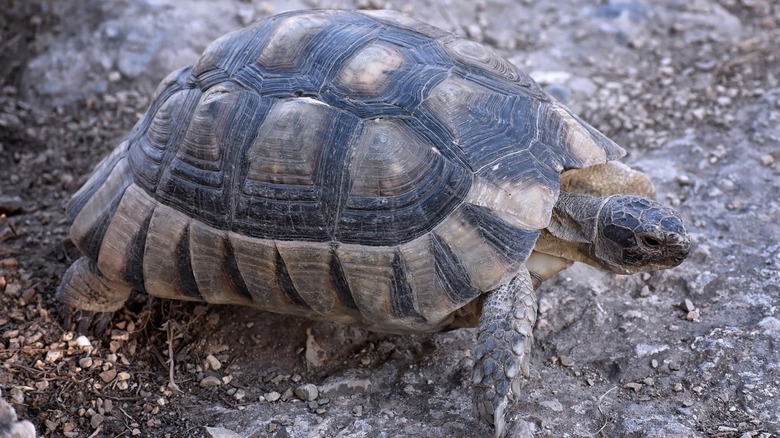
left=640, top=235, right=662, bottom=248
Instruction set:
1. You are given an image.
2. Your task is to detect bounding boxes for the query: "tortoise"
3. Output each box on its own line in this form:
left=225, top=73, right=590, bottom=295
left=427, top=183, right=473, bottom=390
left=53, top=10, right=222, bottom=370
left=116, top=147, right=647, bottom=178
left=56, top=9, right=690, bottom=436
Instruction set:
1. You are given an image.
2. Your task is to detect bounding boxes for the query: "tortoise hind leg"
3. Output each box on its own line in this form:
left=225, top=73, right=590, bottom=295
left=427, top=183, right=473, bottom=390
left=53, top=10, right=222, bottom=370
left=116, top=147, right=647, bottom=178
left=472, top=267, right=537, bottom=438
left=56, top=256, right=132, bottom=334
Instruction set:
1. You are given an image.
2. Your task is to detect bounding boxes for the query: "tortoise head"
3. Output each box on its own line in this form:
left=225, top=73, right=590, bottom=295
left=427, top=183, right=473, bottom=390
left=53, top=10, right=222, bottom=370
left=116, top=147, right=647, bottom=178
left=593, top=195, right=690, bottom=274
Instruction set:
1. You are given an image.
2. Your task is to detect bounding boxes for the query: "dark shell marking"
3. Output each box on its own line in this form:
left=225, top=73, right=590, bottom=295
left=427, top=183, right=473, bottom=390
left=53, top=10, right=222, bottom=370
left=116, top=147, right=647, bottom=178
left=66, top=10, right=624, bottom=332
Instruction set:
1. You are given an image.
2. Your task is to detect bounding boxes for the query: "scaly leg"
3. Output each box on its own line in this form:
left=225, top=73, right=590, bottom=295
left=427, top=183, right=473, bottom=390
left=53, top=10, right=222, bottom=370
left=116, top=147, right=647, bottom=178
left=473, top=267, right=537, bottom=437
left=56, top=256, right=132, bottom=334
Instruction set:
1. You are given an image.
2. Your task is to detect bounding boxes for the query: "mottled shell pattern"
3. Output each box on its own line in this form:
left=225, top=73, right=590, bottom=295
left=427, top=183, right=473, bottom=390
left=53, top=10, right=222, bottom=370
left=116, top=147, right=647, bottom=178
left=65, top=10, right=624, bottom=333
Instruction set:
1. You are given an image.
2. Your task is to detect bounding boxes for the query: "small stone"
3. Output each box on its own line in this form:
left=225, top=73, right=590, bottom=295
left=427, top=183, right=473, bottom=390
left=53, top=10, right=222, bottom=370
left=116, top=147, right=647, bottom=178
left=199, top=376, right=222, bottom=388
left=233, top=389, right=246, bottom=401
left=90, top=414, right=104, bottom=429
left=237, top=7, right=256, bottom=26
left=205, top=426, right=243, bottom=438
left=539, top=400, right=564, bottom=412
left=0, top=195, right=24, bottom=214
left=205, top=354, right=222, bottom=370
left=305, top=328, right=327, bottom=368
left=686, top=309, right=701, bottom=322
left=116, top=372, right=131, bottom=381
left=669, top=361, right=682, bottom=371
left=319, top=378, right=372, bottom=398
left=676, top=175, right=691, bottom=186
left=74, top=335, right=92, bottom=349
left=281, top=388, right=294, bottom=402
left=45, top=350, right=63, bottom=363
left=99, top=369, right=117, bottom=383
left=760, top=154, right=774, bottom=166
left=559, top=356, right=574, bottom=367
left=673, top=383, right=684, bottom=392
left=265, top=391, right=281, bottom=402
left=683, top=299, right=696, bottom=312
left=295, top=383, right=319, bottom=402
left=352, top=405, right=363, bottom=416
left=624, top=382, right=643, bottom=392
left=0, top=258, right=18, bottom=268
left=3, top=283, right=21, bottom=296
left=79, top=357, right=93, bottom=369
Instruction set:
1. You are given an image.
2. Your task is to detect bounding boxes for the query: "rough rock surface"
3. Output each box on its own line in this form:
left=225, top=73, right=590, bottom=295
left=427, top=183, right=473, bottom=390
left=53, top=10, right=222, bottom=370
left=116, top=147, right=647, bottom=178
left=0, top=0, right=778, bottom=437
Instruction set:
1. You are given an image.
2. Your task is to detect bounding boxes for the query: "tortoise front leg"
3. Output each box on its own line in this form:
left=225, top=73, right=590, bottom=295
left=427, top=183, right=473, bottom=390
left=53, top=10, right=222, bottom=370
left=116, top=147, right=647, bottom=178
left=473, top=267, right=537, bottom=438
left=56, top=256, right=132, bottom=334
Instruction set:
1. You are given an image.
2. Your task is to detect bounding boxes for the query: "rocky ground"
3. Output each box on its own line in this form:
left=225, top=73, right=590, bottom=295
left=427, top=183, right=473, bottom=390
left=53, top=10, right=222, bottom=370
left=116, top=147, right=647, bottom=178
left=1, top=0, right=778, bottom=437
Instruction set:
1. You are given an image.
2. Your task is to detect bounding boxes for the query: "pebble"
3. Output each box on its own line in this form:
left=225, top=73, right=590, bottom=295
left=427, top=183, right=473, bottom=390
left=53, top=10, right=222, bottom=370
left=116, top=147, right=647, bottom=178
left=46, top=350, right=63, bottom=363
left=265, top=391, right=281, bottom=402
left=539, top=400, right=564, bottom=412
left=319, top=377, right=373, bottom=398
left=295, top=383, right=319, bottom=402
left=760, top=154, right=775, bottom=166
left=199, top=376, right=222, bottom=388
left=0, top=195, right=23, bottom=214
left=99, top=369, right=117, bottom=383
left=305, top=328, right=327, bottom=368
left=3, top=283, right=21, bottom=297
left=686, top=309, right=701, bottom=322
left=559, top=356, right=575, bottom=367
left=624, top=382, right=643, bottom=392
left=675, top=175, right=691, bottom=186
left=90, top=413, right=104, bottom=428
left=205, top=426, right=243, bottom=438
left=205, top=354, right=222, bottom=370
left=74, top=335, right=92, bottom=349
left=0, top=397, right=36, bottom=438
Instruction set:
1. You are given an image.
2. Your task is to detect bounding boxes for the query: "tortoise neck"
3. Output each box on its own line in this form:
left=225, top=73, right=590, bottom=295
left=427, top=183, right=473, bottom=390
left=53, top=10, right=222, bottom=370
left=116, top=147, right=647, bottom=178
left=547, top=192, right=608, bottom=245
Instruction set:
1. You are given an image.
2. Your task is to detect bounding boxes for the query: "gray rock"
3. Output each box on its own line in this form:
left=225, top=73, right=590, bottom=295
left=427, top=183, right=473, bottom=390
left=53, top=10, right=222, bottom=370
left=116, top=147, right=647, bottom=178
left=0, top=397, right=36, bottom=438
left=319, top=377, right=373, bottom=398
left=205, top=426, right=243, bottom=438
left=294, top=384, right=319, bottom=402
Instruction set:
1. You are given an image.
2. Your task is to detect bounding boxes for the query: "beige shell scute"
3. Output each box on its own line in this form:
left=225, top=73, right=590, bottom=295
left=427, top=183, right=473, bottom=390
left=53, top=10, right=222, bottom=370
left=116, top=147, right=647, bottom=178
left=97, top=184, right=156, bottom=283
left=257, top=12, right=332, bottom=71
left=464, top=177, right=557, bottom=231
left=337, top=42, right=407, bottom=96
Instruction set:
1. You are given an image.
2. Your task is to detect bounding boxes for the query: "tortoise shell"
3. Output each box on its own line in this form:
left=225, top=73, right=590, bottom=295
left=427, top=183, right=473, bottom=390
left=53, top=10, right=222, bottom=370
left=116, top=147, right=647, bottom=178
left=65, top=9, right=624, bottom=332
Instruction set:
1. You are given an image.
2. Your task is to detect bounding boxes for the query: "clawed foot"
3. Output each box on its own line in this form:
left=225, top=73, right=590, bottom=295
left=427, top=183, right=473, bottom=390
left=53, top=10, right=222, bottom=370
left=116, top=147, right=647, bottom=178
left=59, top=305, right=114, bottom=336
left=55, top=256, right=131, bottom=336
left=472, top=318, right=531, bottom=437
left=472, top=268, right=536, bottom=437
